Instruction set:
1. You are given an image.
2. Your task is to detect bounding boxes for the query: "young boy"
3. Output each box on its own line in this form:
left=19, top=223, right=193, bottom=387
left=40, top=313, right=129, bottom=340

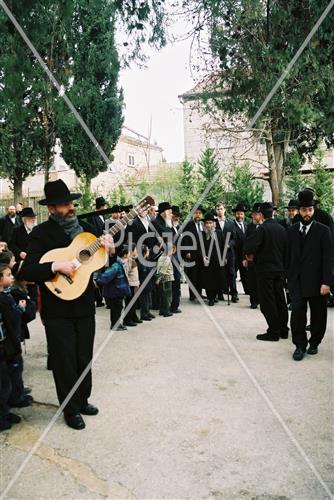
left=97, top=246, right=131, bottom=331
left=156, top=243, right=174, bottom=317
left=0, top=263, right=21, bottom=431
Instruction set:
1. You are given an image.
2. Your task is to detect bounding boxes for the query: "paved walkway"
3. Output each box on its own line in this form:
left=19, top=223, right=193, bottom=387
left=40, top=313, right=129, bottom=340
left=1, top=285, right=333, bottom=499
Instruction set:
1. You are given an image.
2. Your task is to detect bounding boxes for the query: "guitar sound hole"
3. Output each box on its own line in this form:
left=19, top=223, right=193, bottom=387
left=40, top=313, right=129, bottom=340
left=79, top=249, right=92, bottom=262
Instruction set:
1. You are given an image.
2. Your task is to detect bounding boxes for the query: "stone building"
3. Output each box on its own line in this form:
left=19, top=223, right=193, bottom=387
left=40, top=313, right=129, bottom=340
left=0, top=127, right=164, bottom=199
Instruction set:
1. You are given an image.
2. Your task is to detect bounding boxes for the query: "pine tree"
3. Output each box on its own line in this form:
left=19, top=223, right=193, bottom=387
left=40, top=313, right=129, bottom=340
left=284, top=150, right=306, bottom=201
left=175, top=161, right=199, bottom=217
left=311, top=149, right=334, bottom=213
left=198, top=149, right=224, bottom=210
left=226, top=163, right=264, bottom=214
left=57, top=0, right=123, bottom=189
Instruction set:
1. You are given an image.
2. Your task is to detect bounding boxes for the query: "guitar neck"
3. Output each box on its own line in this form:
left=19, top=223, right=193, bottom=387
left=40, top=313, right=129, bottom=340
left=88, top=209, right=138, bottom=255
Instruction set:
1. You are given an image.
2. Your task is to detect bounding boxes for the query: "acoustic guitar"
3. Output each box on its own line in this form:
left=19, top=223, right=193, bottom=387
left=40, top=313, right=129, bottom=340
left=40, top=196, right=154, bottom=301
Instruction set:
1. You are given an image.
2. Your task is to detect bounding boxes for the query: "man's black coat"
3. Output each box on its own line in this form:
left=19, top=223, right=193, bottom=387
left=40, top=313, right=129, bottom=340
left=87, top=214, right=105, bottom=237
left=286, top=221, right=333, bottom=297
left=233, top=219, right=247, bottom=264
left=127, top=217, right=156, bottom=249
left=244, top=218, right=287, bottom=273
left=22, top=218, right=96, bottom=320
left=0, top=215, right=21, bottom=243
left=180, top=220, right=204, bottom=262
left=9, top=224, right=30, bottom=261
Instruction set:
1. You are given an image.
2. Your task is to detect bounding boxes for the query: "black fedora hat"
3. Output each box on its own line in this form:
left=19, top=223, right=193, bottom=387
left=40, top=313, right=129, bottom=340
left=158, top=202, right=172, bottom=213
left=171, top=205, right=181, bottom=216
left=194, top=205, right=206, bottom=213
left=123, top=204, right=133, bottom=213
left=204, top=213, right=216, bottom=222
left=298, top=190, right=316, bottom=208
left=250, top=202, right=262, bottom=213
left=39, top=179, right=81, bottom=206
left=20, top=207, right=37, bottom=218
left=260, top=202, right=274, bottom=213
left=285, top=199, right=299, bottom=209
left=95, top=196, right=107, bottom=209
left=232, top=202, right=247, bottom=212
left=110, top=204, right=121, bottom=213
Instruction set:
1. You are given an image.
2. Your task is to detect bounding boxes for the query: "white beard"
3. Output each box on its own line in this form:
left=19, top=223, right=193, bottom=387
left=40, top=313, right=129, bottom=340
left=165, top=219, right=172, bottom=228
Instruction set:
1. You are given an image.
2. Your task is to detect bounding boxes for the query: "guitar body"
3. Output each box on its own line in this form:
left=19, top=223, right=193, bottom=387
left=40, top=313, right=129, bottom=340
left=40, top=232, right=108, bottom=301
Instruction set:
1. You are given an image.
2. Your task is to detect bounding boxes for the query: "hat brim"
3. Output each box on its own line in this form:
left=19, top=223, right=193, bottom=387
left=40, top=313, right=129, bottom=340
left=298, top=201, right=316, bottom=208
left=39, top=193, right=81, bottom=206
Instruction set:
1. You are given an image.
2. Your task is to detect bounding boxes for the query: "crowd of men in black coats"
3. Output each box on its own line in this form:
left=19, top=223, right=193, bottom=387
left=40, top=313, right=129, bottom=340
left=0, top=181, right=332, bottom=431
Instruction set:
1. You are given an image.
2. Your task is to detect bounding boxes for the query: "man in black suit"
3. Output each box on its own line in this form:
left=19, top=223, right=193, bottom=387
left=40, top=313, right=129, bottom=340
left=127, top=206, right=155, bottom=249
left=22, top=180, right=113, bottom=430
left=0, top=205, right=21, bottom=243
left=232, top=203, right=249, bottom=296
left=214, top=202, right=237, bottom=301
left=286, top=190, right=333, bottom=361
left=87, top=197, right=107, bottom=237
left=243, top=203, right=263, bottom=309
left=180, top=206, right=206, bottom=301
left=245, top=202, right=288, bottom=341
left=199, top=214, right=228, bottom=305
left=170, top=206, right=182, bottom=313
left=9, top=207, right=37, bottom=262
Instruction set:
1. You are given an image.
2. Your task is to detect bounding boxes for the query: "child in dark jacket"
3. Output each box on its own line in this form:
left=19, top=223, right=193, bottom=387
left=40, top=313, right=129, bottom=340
left=97, top=246, right=131, bottom=331
left=0, top=263, right=21, bottom=431
left=137, top=245, right=155, bottom=321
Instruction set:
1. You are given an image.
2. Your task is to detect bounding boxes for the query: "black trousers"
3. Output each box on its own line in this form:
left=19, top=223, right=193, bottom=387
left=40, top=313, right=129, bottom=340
left=139, top=292, right=151, bottom=318
left=44, top=316, right=95, bottom=415
left=235, top=260, right=249, bottom=294
left=7, top=354, right=24, bottom=405
left=185, top=262, right=202, bottom=299
left=248, top=263, right=258, bottom=305
left=171, top=276, right=181, bottom=311
left=257, top=272, right=288, bottom=337
left=109, top=297, right=124, bottom=327
left=124, top=287, right=139, bottom=323
left=206, top=289, right=219, bottom=301
left=0, top=350, right=11, bottom=418
left=291, top=295, right=328, bottom=350
left=159, top=281, right=172, bottom=315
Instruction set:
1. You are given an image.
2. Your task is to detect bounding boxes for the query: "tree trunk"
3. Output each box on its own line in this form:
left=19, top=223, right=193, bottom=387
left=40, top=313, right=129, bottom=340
left=264, top=127, right=291, bottom=207
left=13, top=178, right=23, bottom=203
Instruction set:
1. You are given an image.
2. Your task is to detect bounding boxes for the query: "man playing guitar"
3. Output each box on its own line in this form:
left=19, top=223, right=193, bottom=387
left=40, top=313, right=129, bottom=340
left=22, top=180, right=114, bottom=430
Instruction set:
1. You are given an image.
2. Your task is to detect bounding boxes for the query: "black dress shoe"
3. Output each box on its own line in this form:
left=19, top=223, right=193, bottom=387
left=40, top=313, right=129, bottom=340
left=81, top=403, right=99, bottom=416
left=171, top=309, right=182, bottom=313
left=124, top=320, right=137, bottom=327
left=280, top=332, right=289, bottom=339
left=134, top=318, right=143, bottom=324
left=148, top=313, right=155, bottom=319
left=141, top=315, right=152, bottom=321
left=208, top=300, right=215, bottom=306
left=163, top=312, right=173, bottom=317
left=231, top=295, right=238, bottom=303
left=64, top=413, right=85, bottom=430
left=293, top=347, right=305, bottom=361
left=307, top=346, right=318, bottom=355
left=256, top=333, right=279, bottom=341
left=6, top=413, right=21, bottom=424
left=250, top=303, right=258, bottom=309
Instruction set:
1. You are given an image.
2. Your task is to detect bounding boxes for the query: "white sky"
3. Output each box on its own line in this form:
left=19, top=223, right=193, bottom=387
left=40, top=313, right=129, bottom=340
left=119, top=36, right=195, bottom=163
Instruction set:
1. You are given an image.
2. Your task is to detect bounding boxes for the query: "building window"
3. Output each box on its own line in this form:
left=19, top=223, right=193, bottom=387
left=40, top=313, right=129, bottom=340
left=128, top=153, right=135, bottom=167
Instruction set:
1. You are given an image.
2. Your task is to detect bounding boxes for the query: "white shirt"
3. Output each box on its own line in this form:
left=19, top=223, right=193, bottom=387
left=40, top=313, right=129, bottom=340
left=139, top=215, right=149, bottom=232
left=217, top=219, right=225, bottom=231
left=299, top=221, right=313, bottom=235
left=195, top=221, right=203, bottom=233
left=237, top=221, right=245, bottom=233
